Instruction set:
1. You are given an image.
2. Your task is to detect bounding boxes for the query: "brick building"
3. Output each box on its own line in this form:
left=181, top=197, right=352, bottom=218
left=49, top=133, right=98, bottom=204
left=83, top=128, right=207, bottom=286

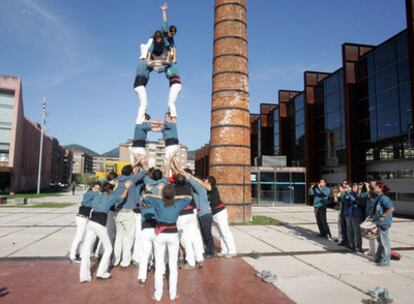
left=0, top=75, right=55, bottom=193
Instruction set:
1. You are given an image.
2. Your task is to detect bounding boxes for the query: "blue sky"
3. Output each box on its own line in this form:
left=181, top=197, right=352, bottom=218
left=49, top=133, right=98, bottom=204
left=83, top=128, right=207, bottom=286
left=0, top=0, right=408, bottom=154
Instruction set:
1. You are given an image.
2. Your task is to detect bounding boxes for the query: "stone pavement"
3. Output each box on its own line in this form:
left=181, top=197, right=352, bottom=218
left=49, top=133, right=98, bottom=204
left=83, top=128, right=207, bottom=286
left=0, top=195, right=413, bottom=303
left=240, top=206, right=414, bottom=304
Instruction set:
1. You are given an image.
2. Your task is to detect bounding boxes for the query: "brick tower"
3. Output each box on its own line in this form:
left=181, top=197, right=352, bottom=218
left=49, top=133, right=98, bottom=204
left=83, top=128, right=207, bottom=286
left=210, top=0, right=251, bottom=223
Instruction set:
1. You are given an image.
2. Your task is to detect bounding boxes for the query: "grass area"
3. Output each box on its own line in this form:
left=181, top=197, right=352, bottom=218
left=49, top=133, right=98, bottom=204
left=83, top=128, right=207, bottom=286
left=232, top=215, right=282, bottom=226
left=3, top=192, right=65, bottom=199
left=250, top=215, right=282, bottom=225
left=0, top=202, right=75, bottom=208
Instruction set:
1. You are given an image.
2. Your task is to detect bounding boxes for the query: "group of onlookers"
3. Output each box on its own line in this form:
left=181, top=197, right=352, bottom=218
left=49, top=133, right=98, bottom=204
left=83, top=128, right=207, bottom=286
left=309, top=179, right=395, bottom=266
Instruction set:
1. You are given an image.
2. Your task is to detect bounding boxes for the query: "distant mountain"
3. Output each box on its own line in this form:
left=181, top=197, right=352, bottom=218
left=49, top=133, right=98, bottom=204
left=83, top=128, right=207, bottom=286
left=102, top=147, right=119, bottom=158
left=63, top=144, right=100, bottom=156
left=187, top=150, right=196, bottom=160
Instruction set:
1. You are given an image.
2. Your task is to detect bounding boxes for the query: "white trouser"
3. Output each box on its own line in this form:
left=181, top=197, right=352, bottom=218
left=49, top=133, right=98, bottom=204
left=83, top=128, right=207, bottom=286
left=135, top=86, right=148, bottom=124
left=140, top=38, right=153, bottom=60
left=137, top=228, right=155, bottom=281
left=114, top=210, right=136, bottom=267
left=132, top=213, right=142, bottom=264
left=95, top=210, right=116, bottom=256
left=80, top=221, right=112, bottom=281
left=129, top=146, right=146, bottom=165
left=154, top=233, right=179, bottom=301
left=213, top=209, right=237, bottom=255
left=168, top=83, right=182, bottom=118
left=177, top=213, right=204, bottom=266
left=70, top=215, right=88, bottom=260
left=165, top=144, right=180, bottom=161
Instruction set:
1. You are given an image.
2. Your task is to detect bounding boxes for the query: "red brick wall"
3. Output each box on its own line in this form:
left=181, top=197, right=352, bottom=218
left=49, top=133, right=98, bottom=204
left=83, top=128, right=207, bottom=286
left=210, top=0, right=251, bottom=223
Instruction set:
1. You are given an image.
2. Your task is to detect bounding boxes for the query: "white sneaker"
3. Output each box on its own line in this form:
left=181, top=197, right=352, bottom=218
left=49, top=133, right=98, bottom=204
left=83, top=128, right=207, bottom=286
left=80, top=277, right=92, bottom=283
left=113, top=259, right=120, bottom=267
left=217, top=253, right=226, bottom=258
left=70, top=257, right=81, bottom=264
left=96, top=272, right=111, bottom=280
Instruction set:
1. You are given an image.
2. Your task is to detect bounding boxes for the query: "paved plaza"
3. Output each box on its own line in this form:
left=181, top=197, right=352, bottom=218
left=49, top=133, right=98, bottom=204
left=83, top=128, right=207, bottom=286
left=0, top=192, right=413, bottom=303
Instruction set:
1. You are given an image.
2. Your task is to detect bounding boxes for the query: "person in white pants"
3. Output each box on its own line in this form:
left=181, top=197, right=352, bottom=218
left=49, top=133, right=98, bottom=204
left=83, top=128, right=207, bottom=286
left=113, top=162, right=147, bottom=268
left=129, top=114, right=161, bottom=165
left=132, top=210, right=142, bottom=265
left=137, top=215, right=156, bottom=287
left=213, top=208, right=236, bottom=256
left=94, top=173, right=119, bottom=258
left=69, top=183, right=101, bottom=262
left=191, top=175, right=237, bottom=257
left=141, top=186, right=192, bottom=302
left=80, top=181, right=131, bottom=282
left=133, top=37, right=153, bottom=127
left=170, top=162, right=205, bottom=268
left=152, top=113, right=179, bottom=163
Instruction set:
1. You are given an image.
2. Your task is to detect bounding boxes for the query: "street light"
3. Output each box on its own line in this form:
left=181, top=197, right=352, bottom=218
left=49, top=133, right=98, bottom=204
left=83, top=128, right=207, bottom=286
left=36, top=97, right=47, bottom=194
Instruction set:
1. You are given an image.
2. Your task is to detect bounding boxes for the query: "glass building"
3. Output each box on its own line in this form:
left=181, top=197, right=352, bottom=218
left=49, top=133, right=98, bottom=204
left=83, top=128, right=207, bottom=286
left=293, top=93, right=305, bottom=166
left=314, top=69, right=347, bottom=182
left=356, top=31, right=413, bottom=165
left=273, top=107, right=280, bottom=155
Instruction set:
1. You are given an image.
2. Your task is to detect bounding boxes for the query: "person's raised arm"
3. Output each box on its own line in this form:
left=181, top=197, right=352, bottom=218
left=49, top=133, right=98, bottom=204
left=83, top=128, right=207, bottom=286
left=152, top=126, right=163, bottom=132
left=172, top=47, right=177, bottom=63
left=171, top=157, right=185, bottom=175
left=161, top=2, right=168, bottom=31
left=163, top=159, right=171, bottom=177
left=189, top=175, right=212, bottom=191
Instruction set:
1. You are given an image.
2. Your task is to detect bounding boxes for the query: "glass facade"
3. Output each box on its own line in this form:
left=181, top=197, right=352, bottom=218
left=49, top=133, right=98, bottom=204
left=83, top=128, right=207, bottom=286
left=0, top=91, right=14, bottom=162
left=292, top=93, right=305, bottom=166
left=251, top=170, right=306, bottom=205
left=356, top=31, right=413, bottom=163
left=314, top=70, right=346, bottom=174
left=273, top=108, right=280, bottom=155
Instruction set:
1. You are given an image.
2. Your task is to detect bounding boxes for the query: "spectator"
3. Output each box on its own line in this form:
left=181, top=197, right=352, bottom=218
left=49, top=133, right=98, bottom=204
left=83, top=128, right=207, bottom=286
left=308, top=179, right=331, bottom=239
left=344, top=183, right=365, bottom=252
left=373, top=181, right=395, bottom=266
left=71, top=181, right=76, bottom=195
left=364, top=181, right=378, bottom=257
left=337, top=180, right=350, bottom=247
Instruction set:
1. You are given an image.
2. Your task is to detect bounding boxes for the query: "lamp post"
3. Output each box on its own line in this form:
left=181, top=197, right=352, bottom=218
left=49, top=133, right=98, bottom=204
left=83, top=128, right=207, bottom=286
left=36, top=98, right=47, bottom=195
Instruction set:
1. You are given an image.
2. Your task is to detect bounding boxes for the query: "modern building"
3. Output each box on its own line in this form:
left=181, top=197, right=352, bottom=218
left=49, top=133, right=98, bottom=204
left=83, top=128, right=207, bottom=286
left=0, top=75, right=55, bottom=194
left=70, top=149, right=93, bottom=177
left=248, top=1, right=414, bottom=215
left=119, top=139, right=188, bottom=170
left=62, top=149, right=73, bottom=184
left=50, top=138, right=73, bottom=184
left=92, top=156, right=119, bottom=173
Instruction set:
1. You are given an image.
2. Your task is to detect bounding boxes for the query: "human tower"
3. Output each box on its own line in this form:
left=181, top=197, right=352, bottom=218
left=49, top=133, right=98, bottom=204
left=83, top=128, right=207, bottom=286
left=69, top=3, right=237, bottom=302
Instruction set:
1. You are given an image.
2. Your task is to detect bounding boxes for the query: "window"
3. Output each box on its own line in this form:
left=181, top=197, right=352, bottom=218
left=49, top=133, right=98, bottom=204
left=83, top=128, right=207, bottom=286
left=295, top=94, right=304, bottom=111
left=375, top=65, right=398, bottom=93
left=399, top=84, right=412, bottom=109
left=398, top=193, right=414, bottom=201
left=376, top=88, right=399, bottom=115
left=325, top=73, right=339, bottom=95
left=377, top=112, right=400, bottom=139
left=401, top=108, right=412, bottom=133
left=374, top=42, right=396, bottom=70
left=325, top=93, right=341, bottom=113
left=396, top=33, right=409, bottom=59
left=296, top=108, right=304, bottom=125
left=326, top=111, right=341, bottom=130
left=398, top=59, right=410, bottom=83
left=295, top=124, right=305, bottom=140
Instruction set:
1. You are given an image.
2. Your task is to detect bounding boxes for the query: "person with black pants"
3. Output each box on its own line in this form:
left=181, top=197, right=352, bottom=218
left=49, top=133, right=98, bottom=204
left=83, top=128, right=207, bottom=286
left=308, top=179, right=331, bottom=238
